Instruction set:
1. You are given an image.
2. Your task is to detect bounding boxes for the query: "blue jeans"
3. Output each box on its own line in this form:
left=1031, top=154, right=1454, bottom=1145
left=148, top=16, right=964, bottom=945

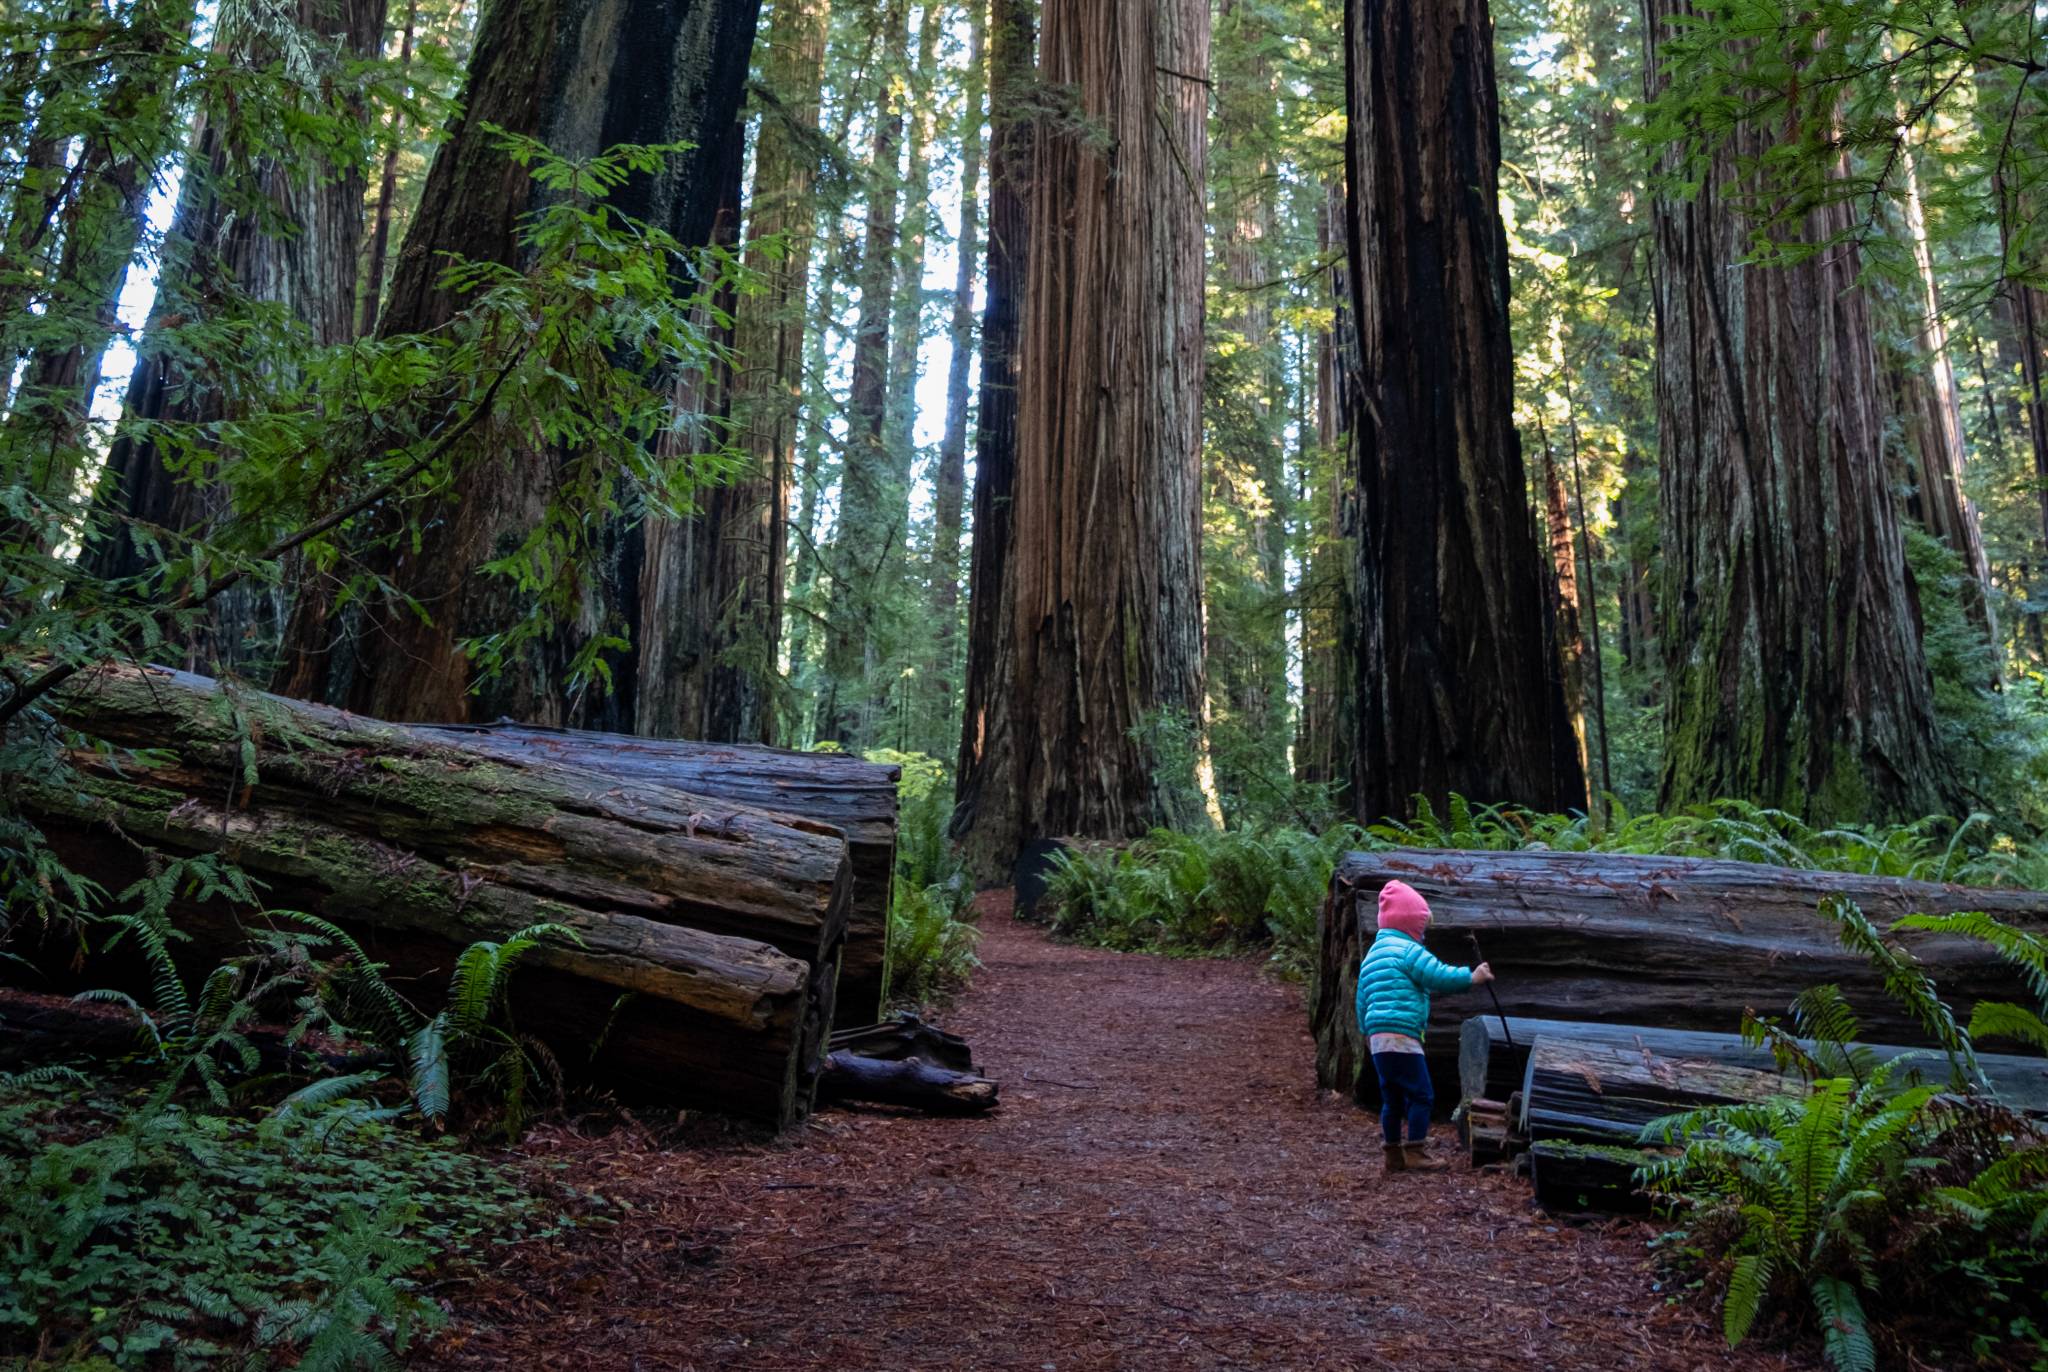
left=1371, top=1051, right=1433, bottom=1145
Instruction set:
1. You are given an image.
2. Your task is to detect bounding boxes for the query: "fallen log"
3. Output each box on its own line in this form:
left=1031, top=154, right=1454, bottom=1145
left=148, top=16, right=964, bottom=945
left=1311, top=848, right=2048, bottom=1107
left=13, top=663, right=852, bottom=1128
left=1518, top=1032, right=1795, bottom=1149
left=827, top=1014, right=976, bottom=1073
left=817, top=1053, right=999, bottom=1114
left=1461, top=1016, right=2048, bottom=1119
left=417, top=721, right=900, bottom=1024
left=0, top=987, right=383, bottom=1076
left=1527, top=1140, right=1660, bottom=1213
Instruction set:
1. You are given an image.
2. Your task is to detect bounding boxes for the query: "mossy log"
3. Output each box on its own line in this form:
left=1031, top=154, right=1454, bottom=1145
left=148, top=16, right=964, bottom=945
left=416, top=721, right=900, bottom=1023
left=15, top=663, right=853, bottom=1128
left=1311, top=848, right=2048, bottom=1109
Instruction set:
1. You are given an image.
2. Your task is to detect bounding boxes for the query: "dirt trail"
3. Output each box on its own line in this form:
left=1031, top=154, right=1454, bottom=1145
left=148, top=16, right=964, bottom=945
left=429, top=899, right=1811, bottom=1371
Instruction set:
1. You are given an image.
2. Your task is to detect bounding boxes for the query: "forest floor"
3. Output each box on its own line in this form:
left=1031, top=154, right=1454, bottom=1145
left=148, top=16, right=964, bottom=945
left=424, top=895, right=1814, bottom=1372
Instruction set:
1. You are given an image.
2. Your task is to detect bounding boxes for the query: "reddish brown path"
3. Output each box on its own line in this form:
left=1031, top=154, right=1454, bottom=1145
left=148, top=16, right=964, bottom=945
left=430, top=900, right=1812, bottom=1372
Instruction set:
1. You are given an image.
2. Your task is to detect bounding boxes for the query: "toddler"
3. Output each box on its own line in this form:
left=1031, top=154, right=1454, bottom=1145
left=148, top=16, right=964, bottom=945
left=1354, top=879, right=1493, bottom=1174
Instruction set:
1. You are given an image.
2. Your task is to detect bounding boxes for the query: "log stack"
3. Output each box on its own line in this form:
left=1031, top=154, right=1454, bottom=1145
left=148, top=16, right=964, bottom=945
left=1312, top=848, right=2048, bottom=1106
left=10, top=663, right=863, bottom=1129
left=416, top=722, right=901, bottom=1024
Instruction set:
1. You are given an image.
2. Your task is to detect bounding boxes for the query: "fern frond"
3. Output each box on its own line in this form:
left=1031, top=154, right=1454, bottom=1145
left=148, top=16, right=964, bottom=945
left=1894, top=911, right=2048, bottom=1005
left=272, top=1071, right=386, bottom=1118
left=407, top=1017, right=450, bottom=1122
left=1810, top=1277, right=1876, bottom=1372
left=1723, top=1251, right=1772, bottom=1347
left=1964, top=1000, right=2048, bottom=1054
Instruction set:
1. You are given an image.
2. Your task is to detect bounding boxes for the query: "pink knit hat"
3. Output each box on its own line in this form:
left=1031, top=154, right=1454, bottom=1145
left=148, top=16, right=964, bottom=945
left=1377, top=880, right=1431, bottom=939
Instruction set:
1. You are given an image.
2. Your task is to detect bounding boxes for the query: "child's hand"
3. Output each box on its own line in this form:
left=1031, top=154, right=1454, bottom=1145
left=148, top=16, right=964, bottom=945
left=1471, top=962, right=1495, bottom=986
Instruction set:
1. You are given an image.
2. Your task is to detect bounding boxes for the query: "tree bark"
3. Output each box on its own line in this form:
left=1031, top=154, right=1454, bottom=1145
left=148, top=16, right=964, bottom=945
left=414, top=719, right=901, bottom=1024
left=1294, top=179, right=1353, bottom=793
left=300, top=0, right=763, bottom=724
left=23, top=663, right=853, bottom=1127
left=985, top=0, right=1213, bottom=863
left=1310, top=847, right=2048, bottom=1106
left=928, top=0, right=985, bottom=749
left=1874, top=134, right=1994, bottom=635
left=619, top=126, right=767, bottom=741
left=1342, top=0, right=1586, bottom=824
left=82, top=0, right=388, bottom=677
left=1538, top=422, right=1592, bottom=792
left=949, top=0, right=1032, bottom=878
left=357, top=0, right=419, bottom=338
left=1645, top=2, right=1955, bottom=819
left=817, top=0, right=908, bottom=749
left=1458, top=1016, right=2048, bottom=1126
left=713, top=0, right=832, bottom=743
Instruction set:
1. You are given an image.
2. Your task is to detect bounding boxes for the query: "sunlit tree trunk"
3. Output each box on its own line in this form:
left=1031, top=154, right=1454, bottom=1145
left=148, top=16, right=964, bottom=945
left=302, top=0, right=763, bottom=724
left=1538, top=422, right=1591, bottom=793
left=1342, top=0, right=1586, bottom=822
left=816, top=0, right=908, bottom=748
left=929, top=0, right=985, bottom=742
left=4, top=0, right=197, bottom=530
left=1294, top=178, right=1351, bottom=794
left=950, top=0, right=1032, bottom=875
left=1645, top=0, right=1955, bottom=819
left=989, top=0, right=1214, bottom=860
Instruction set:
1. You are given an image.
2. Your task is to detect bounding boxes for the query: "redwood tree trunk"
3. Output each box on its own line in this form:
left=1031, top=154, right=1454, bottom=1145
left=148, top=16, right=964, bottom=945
left=1293, top=178, right=1352, bottom=793
left=1646, top=1, right=1955, bottom=819
left=994, top=0, right=1213, bottom=858
left=300, top=0, right=763, bottom=724
left=1342, top=0, right=1585, bottom=823
left=950, top=0, right=1032, bottom=876
left=817, top=0, right=908, bottom=748
left=1877, top=134, right=1993, bottom=633
left=83, top=0, right=387, bottom=677
left=928, top=0, right=984, bottom=746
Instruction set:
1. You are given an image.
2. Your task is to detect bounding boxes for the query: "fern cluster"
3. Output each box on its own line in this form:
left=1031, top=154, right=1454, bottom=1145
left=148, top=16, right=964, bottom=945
left=0, top=1072, right=587, bottom=1368
left=1638, top=904, right=2048, bottom=1370
left=1040, top=825, right=1361, bottom=974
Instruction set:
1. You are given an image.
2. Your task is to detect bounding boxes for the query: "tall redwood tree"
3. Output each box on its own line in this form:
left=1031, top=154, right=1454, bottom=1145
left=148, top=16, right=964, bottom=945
left=1645, top=0, right=1955, bottom=818
left=961, top=0, right=1214, bottom=869
left=1342, top=0, right=1585, bottom=823
left=295, top=0, right=762, bottom=724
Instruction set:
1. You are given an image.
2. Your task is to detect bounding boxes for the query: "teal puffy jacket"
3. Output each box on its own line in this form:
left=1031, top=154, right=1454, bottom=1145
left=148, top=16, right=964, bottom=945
left=1354, top=928, right=1474, bottom=1040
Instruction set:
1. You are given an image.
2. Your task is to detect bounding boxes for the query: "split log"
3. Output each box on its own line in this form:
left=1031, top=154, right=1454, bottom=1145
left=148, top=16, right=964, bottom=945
left=417, top=721, right=900, bottom=1024
left=1461, top=1016, right=2048, bottom=1119
left=817, top=1053, right=999, bottom=1114
left=1312, top=848, right=2048, bottom=1107
left=14, top=663, right=853, bottom=1128
left=1518, top=1033, right=1794, bottom=1149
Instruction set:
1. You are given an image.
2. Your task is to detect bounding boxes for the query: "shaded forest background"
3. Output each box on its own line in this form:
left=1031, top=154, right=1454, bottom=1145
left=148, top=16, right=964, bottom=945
left=8, top=0, right=2048, bottom=875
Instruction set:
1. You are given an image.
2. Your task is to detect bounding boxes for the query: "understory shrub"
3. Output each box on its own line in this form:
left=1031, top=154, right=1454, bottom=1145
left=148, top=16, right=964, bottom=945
left=1638, top=901, right=2048, bottom=1371
left=866, top=748, right=980, bottom=1007
left=1040, top=825, right=1360, bottom=975
left=1038, top=796, right=2048, bottom=976
left=0, top=1074, right=582, bottom=1369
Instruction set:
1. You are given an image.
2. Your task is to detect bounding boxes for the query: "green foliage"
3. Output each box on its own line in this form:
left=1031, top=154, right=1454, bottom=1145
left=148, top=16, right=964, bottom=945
left=869, top=749, right=980, bottom=1007
left=1638, top=903, right=2048, bottom=1369
left=1041, top=825, right=1360, bottom=977
left=0, top=1073, right=582, bottom=1368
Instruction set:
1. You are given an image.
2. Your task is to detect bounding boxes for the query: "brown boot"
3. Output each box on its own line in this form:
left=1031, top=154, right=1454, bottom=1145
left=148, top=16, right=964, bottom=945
left=1381, top=1144, right=1407, bottom=1175
left=1401, top=1141, right=1450, bottom=1173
